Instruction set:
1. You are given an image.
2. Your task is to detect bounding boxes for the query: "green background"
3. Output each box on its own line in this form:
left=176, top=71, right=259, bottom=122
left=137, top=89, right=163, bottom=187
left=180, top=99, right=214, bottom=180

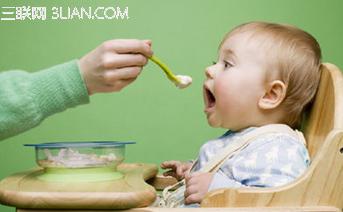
left=0, top=0, right=342, bottom=211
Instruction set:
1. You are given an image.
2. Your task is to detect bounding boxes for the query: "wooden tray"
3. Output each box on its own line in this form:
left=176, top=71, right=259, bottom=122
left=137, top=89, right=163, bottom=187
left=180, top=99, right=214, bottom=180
left=0, top=163, right=158, bottom=210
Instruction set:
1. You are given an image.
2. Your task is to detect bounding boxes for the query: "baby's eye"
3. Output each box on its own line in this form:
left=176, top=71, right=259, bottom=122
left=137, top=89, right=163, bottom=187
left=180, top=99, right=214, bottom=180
left=223, top=60, right=233, bottom=69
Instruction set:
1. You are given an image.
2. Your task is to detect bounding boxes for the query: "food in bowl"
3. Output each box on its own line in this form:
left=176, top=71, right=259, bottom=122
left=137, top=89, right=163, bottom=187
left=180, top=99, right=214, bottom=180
left=24, top=141, right=135, bottom=169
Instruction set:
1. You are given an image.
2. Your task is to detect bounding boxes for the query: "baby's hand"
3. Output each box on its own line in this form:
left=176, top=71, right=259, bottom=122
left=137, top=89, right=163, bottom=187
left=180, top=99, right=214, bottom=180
left=79, top=39, right=153, bottom=95
left=184, top=172, right=213, bottom=205
left=161, top=160, right=193, bottom=180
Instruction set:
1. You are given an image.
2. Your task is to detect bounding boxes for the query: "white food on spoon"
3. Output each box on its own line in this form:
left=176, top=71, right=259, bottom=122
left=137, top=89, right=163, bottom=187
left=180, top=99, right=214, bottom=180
left=175, top=75, right=192, bottom=89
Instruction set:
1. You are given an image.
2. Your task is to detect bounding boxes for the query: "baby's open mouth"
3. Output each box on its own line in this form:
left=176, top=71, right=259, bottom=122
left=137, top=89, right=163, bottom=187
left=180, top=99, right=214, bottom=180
left=204, top=86, right=216, bottom=110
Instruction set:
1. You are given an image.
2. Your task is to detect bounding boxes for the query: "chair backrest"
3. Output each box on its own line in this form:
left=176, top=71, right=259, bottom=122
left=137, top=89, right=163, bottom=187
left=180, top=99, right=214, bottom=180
left=201, top=63, right=343, bottom=209
left=304, top=63, right=343, bottom=158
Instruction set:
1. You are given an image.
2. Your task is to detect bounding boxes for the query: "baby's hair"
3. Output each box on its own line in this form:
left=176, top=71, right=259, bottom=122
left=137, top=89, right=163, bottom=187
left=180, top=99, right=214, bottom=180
left=222, top=22, right=322, bottom=128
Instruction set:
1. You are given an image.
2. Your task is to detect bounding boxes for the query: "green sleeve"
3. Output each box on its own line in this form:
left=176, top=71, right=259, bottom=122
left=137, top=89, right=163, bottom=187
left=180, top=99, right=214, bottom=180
left=0, top=60, right=90, bottom=141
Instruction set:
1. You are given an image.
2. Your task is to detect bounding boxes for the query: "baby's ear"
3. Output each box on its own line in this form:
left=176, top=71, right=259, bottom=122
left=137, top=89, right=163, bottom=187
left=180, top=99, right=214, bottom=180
left=258, top=80, right=286, bottom=110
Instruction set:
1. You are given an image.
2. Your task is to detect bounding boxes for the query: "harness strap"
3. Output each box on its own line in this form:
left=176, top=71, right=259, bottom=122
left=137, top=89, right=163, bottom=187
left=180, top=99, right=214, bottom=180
left=158, top=124, right=305, bottom=207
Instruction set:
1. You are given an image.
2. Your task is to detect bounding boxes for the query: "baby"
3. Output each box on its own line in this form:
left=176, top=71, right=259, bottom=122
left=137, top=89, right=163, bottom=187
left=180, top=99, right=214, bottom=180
left=161, top=22, right=322, bottom=206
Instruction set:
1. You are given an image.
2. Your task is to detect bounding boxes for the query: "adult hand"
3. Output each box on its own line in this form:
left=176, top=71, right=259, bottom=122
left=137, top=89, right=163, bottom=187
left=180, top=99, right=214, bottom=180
left=79, top=39, right=153, bottom=95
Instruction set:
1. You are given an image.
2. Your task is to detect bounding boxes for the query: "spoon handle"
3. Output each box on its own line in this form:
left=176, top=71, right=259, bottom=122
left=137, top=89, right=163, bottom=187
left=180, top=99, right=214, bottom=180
left=149, top=55, right=180, bottom=83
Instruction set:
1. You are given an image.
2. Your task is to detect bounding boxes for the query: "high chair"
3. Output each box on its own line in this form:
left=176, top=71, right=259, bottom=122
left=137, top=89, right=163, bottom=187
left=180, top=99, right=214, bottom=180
left=7, top=63, right=343, bottom=212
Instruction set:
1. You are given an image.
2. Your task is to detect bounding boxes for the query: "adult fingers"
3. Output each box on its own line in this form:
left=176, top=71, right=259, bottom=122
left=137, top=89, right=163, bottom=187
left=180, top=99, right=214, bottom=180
left=143, top=39, right=152, bottom=47
left=102, top=53, right=148, bottom=69
left=103, top=39, right=153, bottom=57
left=118, top=78, right=137, bottom=89
left=104, top=67, right=142, bottom=83
left=101, top=78, right=136, bottom=93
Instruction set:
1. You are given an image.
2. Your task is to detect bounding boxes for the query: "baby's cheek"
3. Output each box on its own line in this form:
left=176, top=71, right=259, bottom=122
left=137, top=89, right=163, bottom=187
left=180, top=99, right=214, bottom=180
left=215, top=82, right=235, bottom=106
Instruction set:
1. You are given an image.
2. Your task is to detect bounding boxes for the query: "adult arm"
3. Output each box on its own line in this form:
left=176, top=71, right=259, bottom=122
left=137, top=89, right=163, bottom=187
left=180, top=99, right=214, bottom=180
left=0, top=60, right=89, bottom=140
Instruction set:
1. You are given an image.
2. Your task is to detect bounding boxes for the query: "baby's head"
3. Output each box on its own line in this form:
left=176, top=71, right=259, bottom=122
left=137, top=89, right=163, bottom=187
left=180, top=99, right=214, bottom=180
left=203, top=22, right=321, bottom=131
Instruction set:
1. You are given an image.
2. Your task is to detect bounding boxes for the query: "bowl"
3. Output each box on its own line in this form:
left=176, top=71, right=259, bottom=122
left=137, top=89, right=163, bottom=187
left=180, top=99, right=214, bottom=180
left=24, top=141, right=136, bottom=182
left=24, top=141, right=135, bottom=169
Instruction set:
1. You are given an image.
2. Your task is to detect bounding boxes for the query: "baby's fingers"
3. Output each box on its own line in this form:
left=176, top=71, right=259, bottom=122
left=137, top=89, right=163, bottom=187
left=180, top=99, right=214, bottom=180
left=185, top=193, right=202, bottom=205
left=162, top=170, right=177, bottom=178
left=176, top=166, right=187, bottom=179
left=184, top=185, right=202, bottom=204
left=161, top=160, right=181, bottom=169
left=184, top=184, right=198, bottom=198
left=184, top=172, right=204, bottom=185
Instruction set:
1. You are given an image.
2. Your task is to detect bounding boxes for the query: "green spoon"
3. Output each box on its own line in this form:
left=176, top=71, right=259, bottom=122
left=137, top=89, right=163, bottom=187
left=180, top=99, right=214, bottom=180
left=149, top=55, right=181, bottom=84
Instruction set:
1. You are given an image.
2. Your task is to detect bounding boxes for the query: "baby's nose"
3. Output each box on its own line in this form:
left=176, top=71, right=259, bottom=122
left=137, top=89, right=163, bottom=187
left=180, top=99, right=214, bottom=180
left=205, top=66, right=215, bottom=79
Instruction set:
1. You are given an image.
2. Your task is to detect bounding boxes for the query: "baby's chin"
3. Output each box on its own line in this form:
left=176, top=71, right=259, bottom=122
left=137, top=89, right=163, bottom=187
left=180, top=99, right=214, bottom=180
left=206, top=116, right=221, bottom=128
left=206, top=117, right=235, bottom=130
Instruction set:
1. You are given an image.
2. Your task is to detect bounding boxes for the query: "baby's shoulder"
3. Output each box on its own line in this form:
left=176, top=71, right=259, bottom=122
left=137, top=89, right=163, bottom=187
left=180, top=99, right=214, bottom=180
left=240, top=131, right=309, bottom=159
left=251, top=131, right=304, bottom=147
